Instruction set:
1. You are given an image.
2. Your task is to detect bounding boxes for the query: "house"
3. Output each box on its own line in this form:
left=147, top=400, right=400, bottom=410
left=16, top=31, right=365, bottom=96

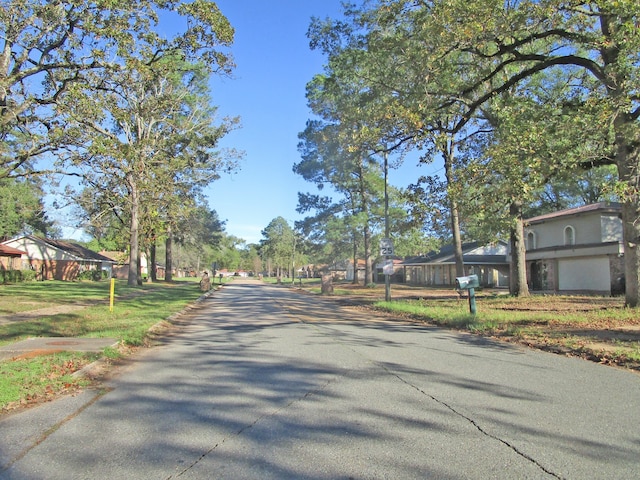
left=100, top=251, right=166, bottom=280
left=1, top=235, right=115, bottom=281
left=0, top=244, right=27, bottom=271
left=346, top=259, right=366, bottom=282
left=330, top=259, right=379, bottom=282
left=99, top=251, right=129, bottom=279
left=374, top=257, right=405, bottom=283
left=524, top=202, right=624, bottom=295
left=325, top=259, right=354, bottom=281
left=401, top=241, right=510, bottom=288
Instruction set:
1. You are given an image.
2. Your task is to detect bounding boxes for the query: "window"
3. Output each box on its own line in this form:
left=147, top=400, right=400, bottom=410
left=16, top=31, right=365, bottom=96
left=527, top=231, right=536, bottom=250
left=564, top=225, right=575, bottom=246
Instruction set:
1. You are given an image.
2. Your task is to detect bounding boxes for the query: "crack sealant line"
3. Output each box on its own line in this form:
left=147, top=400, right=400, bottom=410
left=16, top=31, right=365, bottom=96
left=378, top=362, right=563, bottom=479
left=280, top=297, right=563, bottom=480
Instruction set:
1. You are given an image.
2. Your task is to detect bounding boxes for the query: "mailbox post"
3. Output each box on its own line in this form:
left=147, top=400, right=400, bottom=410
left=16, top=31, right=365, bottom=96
left=455, top=274, right=480, bottom=315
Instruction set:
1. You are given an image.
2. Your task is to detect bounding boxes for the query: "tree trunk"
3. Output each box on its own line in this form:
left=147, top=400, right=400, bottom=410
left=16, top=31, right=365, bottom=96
left=363, top=223, right=373, bottom=285
left=357, top=159, right=374, bottom=285
left=352, top=235, right=359, bottom=285
left=443, top=144, right=465, bottom=278
left=127, top=182, right=140, bottom=287
left=149, top=242, right=157, bottom=282
left=321, top=274, right=334, bottom=294
left=615, top=126, right=640, bottom=307
left=165, top=228, right=173, bottom=282
left=450, top=197, right=465, bottom=278
left=509, top=200, right=530, bottom=297
left=136, top=254, right=143, bottom=286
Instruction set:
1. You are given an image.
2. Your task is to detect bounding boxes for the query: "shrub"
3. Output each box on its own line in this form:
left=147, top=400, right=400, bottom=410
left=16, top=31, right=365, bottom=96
left=0, top=269, right=36, bottom=283
left=77, top=270, right=103, bottom=281
left=21, top=269, right=36, bottom=282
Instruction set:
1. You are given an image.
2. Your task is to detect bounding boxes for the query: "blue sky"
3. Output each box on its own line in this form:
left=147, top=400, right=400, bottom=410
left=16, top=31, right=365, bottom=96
left=203, top=0, right=346, bottom=244
left=55, top=0, right=438, bottom=243
left=204, top=0, right=438, bottom=245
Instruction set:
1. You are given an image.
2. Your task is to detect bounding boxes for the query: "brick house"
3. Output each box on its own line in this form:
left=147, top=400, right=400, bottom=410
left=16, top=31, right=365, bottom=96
left=0, top=244, right=27, bottom=271
left=1, top=235, right=114, bottom=281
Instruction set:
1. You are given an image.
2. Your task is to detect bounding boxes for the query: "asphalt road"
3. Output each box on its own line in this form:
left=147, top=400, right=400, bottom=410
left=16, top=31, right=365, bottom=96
left=1, top=278, right=639, bottom=479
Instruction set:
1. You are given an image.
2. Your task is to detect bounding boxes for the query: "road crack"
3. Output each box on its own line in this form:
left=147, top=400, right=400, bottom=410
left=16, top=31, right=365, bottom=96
left=166, top=378, right=335, bottom=479
left=383, top=366, right=563, bottom=479
left=295, top=315, right=564, bottom=479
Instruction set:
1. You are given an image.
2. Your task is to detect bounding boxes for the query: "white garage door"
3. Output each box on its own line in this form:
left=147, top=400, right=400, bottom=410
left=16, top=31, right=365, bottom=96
left=558, top=257, right=610, bottom=292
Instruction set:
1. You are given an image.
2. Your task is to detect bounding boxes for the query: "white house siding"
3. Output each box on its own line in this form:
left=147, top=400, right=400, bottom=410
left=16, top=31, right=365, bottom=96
left=557, top=257, right=611, bottom=292
left=4, top=238, right=76, bottom=262
left=530, top=212, right=605, bottom=249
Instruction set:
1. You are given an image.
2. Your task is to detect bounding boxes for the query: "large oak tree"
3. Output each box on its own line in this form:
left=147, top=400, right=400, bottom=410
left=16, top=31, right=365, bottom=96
left=64, top=56, right=239, bottom=285
left=0, top=0, right=234, bottom=179
left=308, top=0, right=640, bottom=305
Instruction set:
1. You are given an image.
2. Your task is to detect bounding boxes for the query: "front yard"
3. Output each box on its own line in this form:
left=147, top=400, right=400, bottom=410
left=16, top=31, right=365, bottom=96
left=0, top=279, right=207, bottom=413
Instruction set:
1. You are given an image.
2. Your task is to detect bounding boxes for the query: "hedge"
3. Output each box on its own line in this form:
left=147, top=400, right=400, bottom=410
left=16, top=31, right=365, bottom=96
left=0, top=269, right=36, bottom=284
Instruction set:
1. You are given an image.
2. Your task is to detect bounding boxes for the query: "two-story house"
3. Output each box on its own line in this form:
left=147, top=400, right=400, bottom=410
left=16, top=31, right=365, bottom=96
left=524, top=202, right=624, bottom=295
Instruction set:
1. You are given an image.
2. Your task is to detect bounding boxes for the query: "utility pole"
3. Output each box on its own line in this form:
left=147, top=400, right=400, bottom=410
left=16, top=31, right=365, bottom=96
left=384, top=150, right=391, bottom=302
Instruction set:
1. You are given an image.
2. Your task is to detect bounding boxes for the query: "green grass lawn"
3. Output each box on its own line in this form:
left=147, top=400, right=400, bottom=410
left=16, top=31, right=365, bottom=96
left=0, top=280, right=139, bottom=315
left=0, top=278, right=206, bottom=412
left=371, top=294, right=640, bottom=366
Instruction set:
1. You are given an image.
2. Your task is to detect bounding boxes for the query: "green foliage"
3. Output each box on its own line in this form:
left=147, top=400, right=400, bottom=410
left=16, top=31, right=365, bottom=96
left=392, top=227, right=441, bottom=257
left=63, top=54, right=241, bottom=285
left=1, top=0, right=242, bottom=288
left=0, top=0, right=236, bottom=179
left=0, top=178, right=55, bottom=238
left=260, top=217, right=298, bottom=276
left=76, top=270, right=104, bottom=282
left=0, top=270, right=36, bottom=284
left=295, top=117, right=410, bottom=280
left=307, top=0, right=640, bottom=305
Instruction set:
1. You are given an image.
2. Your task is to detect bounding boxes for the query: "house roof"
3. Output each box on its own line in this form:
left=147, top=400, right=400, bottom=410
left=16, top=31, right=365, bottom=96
left=44, top=238, right=115, bottom=262
left=99, top=251, right=128, bottom=263
left=0, top=244, right=26, bottom=257
left=4, top=235, right=115, bottom=263
left=401, top=241, right=509, bottom=266
left=525, top=202, right=622, bottom=225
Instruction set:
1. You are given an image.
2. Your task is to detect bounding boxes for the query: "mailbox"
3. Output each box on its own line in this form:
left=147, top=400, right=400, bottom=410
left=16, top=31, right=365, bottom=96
left=455, top=274, right=479, bottom=315
left=455, top=274, right=479, bottom=290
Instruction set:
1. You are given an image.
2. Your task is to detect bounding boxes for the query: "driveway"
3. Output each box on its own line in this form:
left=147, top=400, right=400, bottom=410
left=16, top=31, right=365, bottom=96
left=1, top=278, right=639, bottom=479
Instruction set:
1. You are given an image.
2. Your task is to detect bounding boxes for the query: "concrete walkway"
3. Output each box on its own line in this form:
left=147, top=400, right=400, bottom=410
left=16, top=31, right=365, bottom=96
left=0, top=337, right=119, bottom=361
left=0, top=304, right=117, bottom=361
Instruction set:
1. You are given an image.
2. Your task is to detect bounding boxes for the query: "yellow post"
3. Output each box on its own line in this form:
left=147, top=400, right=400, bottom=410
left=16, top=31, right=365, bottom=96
left=110, top=278, right=115, bottom=312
